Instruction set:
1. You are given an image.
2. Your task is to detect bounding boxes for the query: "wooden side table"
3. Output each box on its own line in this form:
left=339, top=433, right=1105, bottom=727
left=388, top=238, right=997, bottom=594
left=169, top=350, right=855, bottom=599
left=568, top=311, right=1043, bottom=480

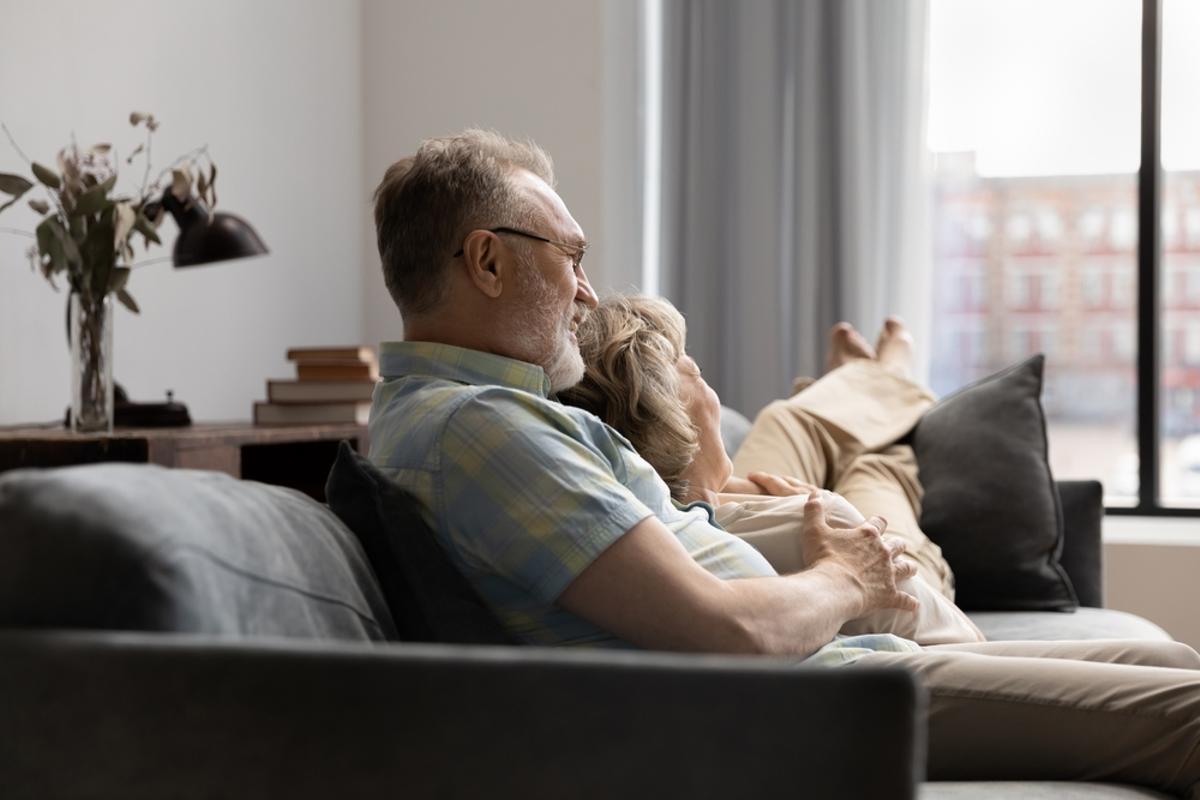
left=0, top=422, right=368, bottom=502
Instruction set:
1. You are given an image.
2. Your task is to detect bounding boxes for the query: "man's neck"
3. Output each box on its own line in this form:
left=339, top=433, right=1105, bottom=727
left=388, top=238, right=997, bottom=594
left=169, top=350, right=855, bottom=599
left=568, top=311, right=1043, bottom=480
left=403, top=316, right=513, bottom=360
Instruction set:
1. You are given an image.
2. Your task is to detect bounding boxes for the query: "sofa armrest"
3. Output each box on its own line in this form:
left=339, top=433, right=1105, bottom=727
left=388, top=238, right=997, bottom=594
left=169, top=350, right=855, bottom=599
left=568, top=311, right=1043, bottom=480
left=0, top=631, right=924, bottom=799
left=1057, top=480, right=1103, bottom=607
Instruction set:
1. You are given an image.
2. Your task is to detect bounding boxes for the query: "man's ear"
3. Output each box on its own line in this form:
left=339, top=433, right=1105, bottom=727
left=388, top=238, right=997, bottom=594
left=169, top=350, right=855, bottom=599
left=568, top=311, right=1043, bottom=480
left=460, top=229, right=508, bottom=299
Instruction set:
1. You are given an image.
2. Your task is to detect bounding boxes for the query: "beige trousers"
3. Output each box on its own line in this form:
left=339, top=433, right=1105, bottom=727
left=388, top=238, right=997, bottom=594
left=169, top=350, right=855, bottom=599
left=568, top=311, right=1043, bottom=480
left=864, top=640, right=1200, bottom=797
left=731, top=360, right=951, bottom=596
left=734, top=361, right=1200, bottom=796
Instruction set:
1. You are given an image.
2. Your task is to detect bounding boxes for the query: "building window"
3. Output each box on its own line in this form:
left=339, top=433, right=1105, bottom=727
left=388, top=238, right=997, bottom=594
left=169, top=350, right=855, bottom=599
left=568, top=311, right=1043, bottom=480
left=1111, top=209, right=1137, bottom=251
left=1007, top=269, right=1033, bottom=308
left=1041, top=270, right=1062, bottom=309
left=1082, top=267, right=1107, bottom=308
left=1080, top=208, right=1106, bottom=241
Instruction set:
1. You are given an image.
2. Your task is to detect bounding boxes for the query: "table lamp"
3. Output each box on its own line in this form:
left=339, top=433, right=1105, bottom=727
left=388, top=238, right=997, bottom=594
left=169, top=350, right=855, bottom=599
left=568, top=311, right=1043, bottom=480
left=111, top=189, right=268, bottom=427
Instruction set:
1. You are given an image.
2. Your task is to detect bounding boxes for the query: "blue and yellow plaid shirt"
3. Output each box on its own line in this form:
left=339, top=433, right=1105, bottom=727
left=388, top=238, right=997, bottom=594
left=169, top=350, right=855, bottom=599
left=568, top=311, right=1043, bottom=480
left=369, top=341, right=920, bottom=662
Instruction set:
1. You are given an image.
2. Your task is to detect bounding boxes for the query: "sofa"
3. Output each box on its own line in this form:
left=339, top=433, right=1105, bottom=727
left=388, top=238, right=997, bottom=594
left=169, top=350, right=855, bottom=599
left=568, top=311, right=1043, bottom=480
left=0, top=417, right=1176, bottom=799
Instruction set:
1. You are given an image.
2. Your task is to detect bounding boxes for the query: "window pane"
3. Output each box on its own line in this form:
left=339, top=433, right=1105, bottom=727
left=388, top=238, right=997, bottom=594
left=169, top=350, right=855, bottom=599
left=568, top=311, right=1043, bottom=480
left=928, top=0, right=1140, bottom=505
left=1161, top=0, right=1200, bottom=507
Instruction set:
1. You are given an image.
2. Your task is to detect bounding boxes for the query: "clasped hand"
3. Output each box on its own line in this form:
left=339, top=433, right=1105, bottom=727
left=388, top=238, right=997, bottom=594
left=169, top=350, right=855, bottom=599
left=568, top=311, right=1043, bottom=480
left=799, top=491, right=920, bottom=616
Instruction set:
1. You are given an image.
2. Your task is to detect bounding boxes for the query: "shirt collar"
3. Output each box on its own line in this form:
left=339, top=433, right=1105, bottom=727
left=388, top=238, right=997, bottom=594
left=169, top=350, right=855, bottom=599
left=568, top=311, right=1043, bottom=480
left=379, top=341, right=552, bottom=398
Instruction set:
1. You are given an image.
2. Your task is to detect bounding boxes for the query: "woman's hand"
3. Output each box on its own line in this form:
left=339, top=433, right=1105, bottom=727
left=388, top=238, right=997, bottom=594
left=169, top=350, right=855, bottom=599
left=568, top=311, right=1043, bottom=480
left=720, top=475, right=767, bottom=495
left=744, top=472, right=818, bottom=497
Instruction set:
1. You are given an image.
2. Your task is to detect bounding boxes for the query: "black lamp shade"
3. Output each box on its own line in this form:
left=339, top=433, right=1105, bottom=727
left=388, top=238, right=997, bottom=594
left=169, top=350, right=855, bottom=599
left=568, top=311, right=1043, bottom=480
left=174, top=210, right=268, bottom=267
left=159, top=190, right=268, bottom=268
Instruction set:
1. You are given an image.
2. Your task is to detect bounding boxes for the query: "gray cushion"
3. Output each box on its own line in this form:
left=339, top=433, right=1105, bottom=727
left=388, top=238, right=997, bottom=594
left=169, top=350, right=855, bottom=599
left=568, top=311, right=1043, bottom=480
left=922, top=781, right=1172, bottom=799
left=720, top=405, right=753, bottom=457
left=912, top=355, right=1078, bottom=611
left=969, top=607, right=1172, bottom=643
left=0, top=463, right=395, bottom=640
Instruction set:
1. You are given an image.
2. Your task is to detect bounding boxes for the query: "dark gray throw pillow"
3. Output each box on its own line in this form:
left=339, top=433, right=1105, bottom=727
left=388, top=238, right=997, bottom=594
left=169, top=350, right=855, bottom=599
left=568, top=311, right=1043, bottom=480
left=324, top=442, right=513, bottom=644
left=911, top=354, right=1078, bottom=611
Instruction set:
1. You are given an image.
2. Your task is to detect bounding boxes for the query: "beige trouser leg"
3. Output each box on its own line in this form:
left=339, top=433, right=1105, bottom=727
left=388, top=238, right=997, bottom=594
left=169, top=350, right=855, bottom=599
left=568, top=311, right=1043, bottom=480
left=858, top=639, right=1200, bottom=797
left=732, top=361, right=952, bottom=596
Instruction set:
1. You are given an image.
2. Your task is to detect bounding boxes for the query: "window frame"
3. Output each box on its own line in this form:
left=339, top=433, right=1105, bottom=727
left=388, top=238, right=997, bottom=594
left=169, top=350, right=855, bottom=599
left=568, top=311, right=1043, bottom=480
left=1105, top=0, right=1200, bottom=516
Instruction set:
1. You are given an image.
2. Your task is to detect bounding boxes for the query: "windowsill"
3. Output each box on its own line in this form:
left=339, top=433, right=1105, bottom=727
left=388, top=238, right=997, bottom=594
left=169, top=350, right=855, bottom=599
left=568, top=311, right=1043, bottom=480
left=1103, top=515, right=1200, bottom=546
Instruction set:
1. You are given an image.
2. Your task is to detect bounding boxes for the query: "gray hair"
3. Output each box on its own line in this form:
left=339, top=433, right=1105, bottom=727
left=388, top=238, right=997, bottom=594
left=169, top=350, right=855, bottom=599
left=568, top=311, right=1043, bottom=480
left=373, top=129, right=555, bottom=316
left=559, top=295, right=700, bottom=501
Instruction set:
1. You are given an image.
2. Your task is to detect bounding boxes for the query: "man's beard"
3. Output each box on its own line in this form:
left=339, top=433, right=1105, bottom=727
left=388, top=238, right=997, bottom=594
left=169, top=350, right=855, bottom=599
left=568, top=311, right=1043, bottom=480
left=544, top=318, right=586, bottom=392
left=511, top=263, right=587, bottom=392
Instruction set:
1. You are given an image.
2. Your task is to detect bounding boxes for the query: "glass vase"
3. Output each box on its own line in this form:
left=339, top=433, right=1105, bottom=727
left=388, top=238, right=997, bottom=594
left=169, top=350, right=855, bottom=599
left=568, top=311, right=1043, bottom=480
left=70, top=292, right=114, bottom=433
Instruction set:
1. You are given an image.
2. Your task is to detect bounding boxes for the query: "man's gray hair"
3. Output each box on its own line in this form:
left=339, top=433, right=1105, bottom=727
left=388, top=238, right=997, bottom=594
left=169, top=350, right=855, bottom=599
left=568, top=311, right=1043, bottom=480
left=373, top=129, right=555, bottom=316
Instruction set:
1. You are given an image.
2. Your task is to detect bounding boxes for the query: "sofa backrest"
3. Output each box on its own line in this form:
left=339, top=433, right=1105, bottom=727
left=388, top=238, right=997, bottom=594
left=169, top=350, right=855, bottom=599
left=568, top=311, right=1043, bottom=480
left=0, top=463, right=396, bottom=641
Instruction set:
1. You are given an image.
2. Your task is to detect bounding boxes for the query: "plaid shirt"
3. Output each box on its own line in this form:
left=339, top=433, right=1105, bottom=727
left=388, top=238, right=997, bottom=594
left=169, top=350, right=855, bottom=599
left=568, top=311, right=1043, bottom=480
left=369, top=341, right=920, bottom=661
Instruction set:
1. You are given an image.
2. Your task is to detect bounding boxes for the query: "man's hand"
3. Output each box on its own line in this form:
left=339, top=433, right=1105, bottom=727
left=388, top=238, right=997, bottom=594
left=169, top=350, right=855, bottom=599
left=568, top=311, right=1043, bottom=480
left=558, top=504, right=919, bottom=657
left=799, top=492, right=919, bottom=617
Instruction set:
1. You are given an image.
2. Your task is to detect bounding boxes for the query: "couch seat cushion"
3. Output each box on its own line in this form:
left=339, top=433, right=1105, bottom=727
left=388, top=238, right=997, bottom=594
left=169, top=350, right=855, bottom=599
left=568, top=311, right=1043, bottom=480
left=969, top=608, right=1172, bottom=642
left=921, top=781, right=1171, bottom=799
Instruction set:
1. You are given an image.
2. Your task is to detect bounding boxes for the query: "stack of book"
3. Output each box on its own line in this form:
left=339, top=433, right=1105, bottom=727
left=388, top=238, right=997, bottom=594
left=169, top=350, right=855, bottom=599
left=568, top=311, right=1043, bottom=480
left=253, top=346, right=379, bottom=426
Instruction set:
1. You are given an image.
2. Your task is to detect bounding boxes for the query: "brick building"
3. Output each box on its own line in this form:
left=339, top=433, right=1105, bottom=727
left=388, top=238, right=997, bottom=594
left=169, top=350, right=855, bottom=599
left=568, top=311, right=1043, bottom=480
left=930, top=153, right=1200, bottom=439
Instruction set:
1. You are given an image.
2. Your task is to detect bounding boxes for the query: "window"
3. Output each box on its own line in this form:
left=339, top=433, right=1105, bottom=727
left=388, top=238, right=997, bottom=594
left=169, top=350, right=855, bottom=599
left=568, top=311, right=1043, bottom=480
left=968, top=214, right=992, bottom=243
left=1112, top=265, right=1135, bottom=308
left=1006, top=213, right=1032, bottom=244
left=1041, top=270, right=1062, bottom=309
left=1111, top=209, right=1137, bottom=250
left=1080, top=208, right=1106, bottom=241
left=1006, top=268, right=1034, bottom=308
left=1185, top=263, right=1200, bottom=301
left=1186, top=208, right=1200, bottom=247
left=1037, top=208, right=1064, bottom=242
left=928, top=0, right=1139, bottom=499
left=1081, top=267, right=1107, bottom=308
left=929, top=0, right=1195, bottom=514
left=1160, top=0, right=1200, bottom=505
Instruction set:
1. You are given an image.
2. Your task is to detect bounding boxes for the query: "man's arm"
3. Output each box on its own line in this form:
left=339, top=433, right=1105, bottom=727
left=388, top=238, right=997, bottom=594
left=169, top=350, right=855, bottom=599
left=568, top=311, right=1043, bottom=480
left=557, top=494, right=918, bottom=657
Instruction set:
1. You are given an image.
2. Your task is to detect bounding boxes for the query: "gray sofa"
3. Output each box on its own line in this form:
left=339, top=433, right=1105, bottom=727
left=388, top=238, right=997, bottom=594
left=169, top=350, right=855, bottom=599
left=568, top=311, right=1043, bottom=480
left=0, top=438, right=1174, bottom=799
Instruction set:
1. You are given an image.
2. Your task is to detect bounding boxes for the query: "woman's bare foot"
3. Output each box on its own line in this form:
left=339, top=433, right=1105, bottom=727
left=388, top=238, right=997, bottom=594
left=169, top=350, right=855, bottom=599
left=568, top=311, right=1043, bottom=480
left=826, top=322, right=877, bottom=373
left=876, top=317, right=915, bottom=378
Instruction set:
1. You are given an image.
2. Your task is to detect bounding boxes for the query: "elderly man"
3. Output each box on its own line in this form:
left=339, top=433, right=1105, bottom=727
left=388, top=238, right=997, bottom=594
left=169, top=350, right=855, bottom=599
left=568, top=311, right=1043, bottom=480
left=368, top=129, right=1200, bottom=797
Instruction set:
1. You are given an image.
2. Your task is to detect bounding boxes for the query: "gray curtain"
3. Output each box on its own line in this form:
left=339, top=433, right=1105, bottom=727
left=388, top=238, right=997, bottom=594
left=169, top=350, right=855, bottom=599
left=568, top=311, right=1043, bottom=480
left=659, top=0, right=930, bottom=416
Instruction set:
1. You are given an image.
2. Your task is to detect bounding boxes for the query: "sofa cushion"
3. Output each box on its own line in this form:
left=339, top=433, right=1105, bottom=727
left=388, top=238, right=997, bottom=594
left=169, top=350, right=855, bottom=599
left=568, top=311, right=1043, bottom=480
left=0, top=463, right=396, bottom=640
left=720, top=404, right=753, bottom=457
left=921, top=781, right=1173, bottom=799
left=324, top=441, right=513, bottom=644
left=911, top=354, right=1078, bottom=611
left=969, top=607, right=1172, bottom=643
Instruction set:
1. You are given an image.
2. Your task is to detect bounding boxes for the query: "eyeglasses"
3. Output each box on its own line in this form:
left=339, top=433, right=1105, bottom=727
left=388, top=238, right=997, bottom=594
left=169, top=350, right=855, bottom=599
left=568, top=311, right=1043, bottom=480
left=454, top=226, right=588, bottom=271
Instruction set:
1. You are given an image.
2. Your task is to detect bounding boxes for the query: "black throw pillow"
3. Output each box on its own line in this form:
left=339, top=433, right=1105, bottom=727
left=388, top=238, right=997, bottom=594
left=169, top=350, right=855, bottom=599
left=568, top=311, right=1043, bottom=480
left=324, top=441, right=514, bottom=644
left=911, top=354, right=1078, bottom=611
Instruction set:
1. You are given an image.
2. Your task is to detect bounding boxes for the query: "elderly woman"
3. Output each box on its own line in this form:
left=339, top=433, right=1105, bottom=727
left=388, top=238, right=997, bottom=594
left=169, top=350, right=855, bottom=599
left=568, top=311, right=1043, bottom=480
left=559, top=294, right=984, bottom=645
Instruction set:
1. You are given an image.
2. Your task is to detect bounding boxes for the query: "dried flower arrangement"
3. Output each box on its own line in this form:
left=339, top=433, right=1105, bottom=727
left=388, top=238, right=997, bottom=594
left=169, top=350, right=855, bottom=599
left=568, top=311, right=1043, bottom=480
left=0, top=112, right=219, bottom=313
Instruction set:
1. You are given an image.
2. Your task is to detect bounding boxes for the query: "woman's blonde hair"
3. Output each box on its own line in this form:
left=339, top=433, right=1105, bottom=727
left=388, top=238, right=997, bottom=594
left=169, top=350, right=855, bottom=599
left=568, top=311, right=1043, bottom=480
left=559, top=295, right=700, bottom=500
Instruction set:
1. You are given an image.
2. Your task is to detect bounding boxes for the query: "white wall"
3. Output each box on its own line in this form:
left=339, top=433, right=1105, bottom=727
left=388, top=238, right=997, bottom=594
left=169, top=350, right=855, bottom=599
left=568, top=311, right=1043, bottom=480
left=0, top=0, right=364, bottom=423
left=0, top=0, right=639, bottom=423
left=359, top=0, right=636, bottom=348
left=1103, top=518, right=1200, bottom=650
